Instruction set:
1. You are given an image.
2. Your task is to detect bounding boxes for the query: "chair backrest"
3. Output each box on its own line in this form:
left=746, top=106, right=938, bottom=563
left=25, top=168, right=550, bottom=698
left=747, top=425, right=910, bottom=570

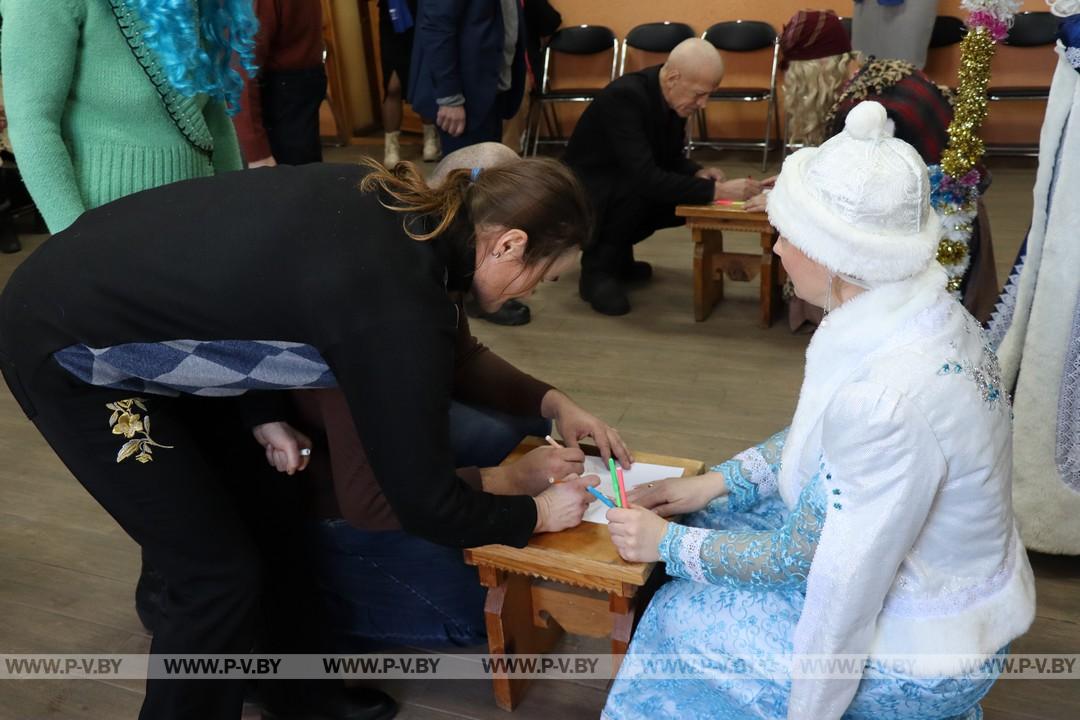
left=989, top=12, right=1060, bottom=90
left=929, top=15, right=966, bottom=48
left=620, top=21, right=696, bottom=75
left=703, top=20, right=776, bottom=53
left=1003, top=11, right=1060, bottom=47
left=548, top=25, right=618, bottom=55
left=542, top=25, right=619, bottom=93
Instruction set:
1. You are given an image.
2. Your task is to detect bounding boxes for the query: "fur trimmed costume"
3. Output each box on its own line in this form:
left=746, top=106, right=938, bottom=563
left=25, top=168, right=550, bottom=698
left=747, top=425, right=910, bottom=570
left=989, top=40, right=1080, bottom=555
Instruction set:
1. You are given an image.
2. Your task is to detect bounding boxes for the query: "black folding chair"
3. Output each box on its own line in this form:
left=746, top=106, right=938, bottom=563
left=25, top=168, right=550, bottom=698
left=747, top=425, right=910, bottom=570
left=694, top=20, right=781, bottom=171
left=985, top=11, right=1061, bottom=155
left=525, top=25, right=618, bottom=156
left=619, top=21, right=696, bottom=76
left=922, top=15, right=967, bottom=89
left=929, top=14, right=967, bottom=48
left=989, top=12, right=1060, bottom=102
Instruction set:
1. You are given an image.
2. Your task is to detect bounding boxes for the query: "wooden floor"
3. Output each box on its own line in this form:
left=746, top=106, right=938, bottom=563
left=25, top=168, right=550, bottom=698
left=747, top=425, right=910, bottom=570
left=0, top=145, right=1076, bottom=720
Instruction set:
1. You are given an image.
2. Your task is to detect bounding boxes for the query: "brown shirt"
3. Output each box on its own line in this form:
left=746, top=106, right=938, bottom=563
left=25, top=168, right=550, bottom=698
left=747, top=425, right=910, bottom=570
left=293, top=294, right=553, bottom=530
left=233, top=0, right=325, bottom=161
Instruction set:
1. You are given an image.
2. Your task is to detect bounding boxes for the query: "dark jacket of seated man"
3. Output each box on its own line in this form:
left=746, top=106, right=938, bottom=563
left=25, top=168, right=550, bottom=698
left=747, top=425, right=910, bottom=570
left=563, top=65, right=714, bottom=280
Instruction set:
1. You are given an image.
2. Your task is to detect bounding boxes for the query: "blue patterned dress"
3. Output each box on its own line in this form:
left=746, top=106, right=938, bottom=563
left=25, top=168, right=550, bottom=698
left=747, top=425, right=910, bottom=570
left=602, top=429, right=1002, bottom=720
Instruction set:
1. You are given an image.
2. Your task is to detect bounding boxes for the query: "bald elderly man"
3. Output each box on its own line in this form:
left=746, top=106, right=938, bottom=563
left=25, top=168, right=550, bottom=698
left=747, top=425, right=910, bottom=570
left=565, top=38, right=761, bottom=315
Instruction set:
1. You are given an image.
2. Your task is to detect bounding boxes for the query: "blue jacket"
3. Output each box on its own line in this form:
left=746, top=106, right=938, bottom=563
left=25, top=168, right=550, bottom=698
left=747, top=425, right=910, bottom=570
left=407, top=0, right=526, bottom=122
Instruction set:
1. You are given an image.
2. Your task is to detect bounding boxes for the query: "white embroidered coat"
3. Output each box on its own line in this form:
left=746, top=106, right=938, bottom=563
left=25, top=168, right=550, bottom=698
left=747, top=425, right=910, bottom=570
left=782, top=264, right=1036, bottom=718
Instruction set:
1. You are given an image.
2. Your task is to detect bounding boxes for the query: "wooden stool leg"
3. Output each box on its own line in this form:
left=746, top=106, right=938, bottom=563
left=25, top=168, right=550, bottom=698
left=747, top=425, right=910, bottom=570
left=759, top=231, right=780, bottom=328
left=609, top=594, right=636, bottom=676
left=693, top=227, right=724, bottom=322
left=479, top=567, right=563, bottom=711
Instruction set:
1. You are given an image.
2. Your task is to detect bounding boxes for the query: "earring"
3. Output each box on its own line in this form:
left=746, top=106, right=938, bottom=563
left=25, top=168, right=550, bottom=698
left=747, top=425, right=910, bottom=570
left=493, top=252, right=501, bottom=258
left=824, top=274, right=835, bottom=315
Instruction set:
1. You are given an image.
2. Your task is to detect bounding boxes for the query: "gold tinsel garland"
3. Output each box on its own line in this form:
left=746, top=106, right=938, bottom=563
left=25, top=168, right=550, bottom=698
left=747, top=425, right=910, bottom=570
left=941, top=27, right=997, bottom=179
left=932, top=24, right=1001, bottom=295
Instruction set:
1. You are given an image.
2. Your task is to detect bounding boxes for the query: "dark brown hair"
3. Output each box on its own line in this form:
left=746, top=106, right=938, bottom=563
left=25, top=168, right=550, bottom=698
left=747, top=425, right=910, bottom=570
left=358, top=156, right=592, bottom=270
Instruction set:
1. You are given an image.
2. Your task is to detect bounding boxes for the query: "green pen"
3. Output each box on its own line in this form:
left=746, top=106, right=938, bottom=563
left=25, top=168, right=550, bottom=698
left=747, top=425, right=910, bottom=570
left=607, top=457, right=621, bottom=507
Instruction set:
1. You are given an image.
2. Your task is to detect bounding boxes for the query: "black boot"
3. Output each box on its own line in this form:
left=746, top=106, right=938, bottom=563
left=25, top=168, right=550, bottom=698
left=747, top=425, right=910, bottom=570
left=260, top=682, right=398, bottom=720
left=619, top=260, right=652, bottom=286
left=465, top=296, right=531, bottom=326
left=579, top=271, right=630, bottom=316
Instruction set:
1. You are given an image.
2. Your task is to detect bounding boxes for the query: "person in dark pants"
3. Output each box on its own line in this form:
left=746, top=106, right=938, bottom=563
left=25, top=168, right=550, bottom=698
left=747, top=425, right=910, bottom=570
left=0, top=158, right=629, bottom=720
left=293, top=390, right=565, bottom=650
left=233, top=0, right=328, bottom=167
left=377, top=0, right=441, bottom=166
left=564, top=39, right=764, bottom=316
left=408, top=0, right=532, bottom=326
left=407, top=0, right=526, bottom=154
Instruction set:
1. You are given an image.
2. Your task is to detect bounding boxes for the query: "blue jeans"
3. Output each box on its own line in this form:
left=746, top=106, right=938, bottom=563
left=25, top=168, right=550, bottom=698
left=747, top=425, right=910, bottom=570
left=312, top=403, right=550, bottom=650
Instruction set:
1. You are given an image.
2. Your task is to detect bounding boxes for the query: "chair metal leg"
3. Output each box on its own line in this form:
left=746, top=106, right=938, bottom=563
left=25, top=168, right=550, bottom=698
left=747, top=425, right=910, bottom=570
left=530, top=101, right=544, bottom=156
left=522, top=97, right=540, bottom=157
left=772, top=96, right=782, bottom=168
left=762, top=95, right=775, bottom=172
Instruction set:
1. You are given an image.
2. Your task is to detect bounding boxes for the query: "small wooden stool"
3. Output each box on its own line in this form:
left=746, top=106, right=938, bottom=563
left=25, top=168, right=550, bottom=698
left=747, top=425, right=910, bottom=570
left=463, top=438, right=705, bottom=710
left=675, top=204, right=782, bottom=326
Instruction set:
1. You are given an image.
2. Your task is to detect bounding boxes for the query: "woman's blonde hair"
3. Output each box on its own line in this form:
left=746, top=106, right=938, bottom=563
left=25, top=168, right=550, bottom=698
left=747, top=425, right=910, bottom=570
left=357, top=156, right=591, bottom=271
left=783, top=52, right=861, bottom=147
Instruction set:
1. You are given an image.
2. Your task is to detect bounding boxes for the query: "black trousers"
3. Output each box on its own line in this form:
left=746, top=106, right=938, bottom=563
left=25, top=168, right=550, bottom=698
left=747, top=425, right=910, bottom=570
left=262, top=67, right=328, bottom=166
left=580, top=183, right=683, bottom=277
left=5, top=360, right=331, bottom=720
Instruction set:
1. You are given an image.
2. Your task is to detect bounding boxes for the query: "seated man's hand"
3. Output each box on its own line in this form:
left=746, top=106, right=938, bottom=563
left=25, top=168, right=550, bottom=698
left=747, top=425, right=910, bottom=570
left=695, top=167, right=727, bottom=182
left=607, top=506, right=669, bottom=562
left=744, top=191, right=769, bottom=212
left=714, top=178, right=763, bottom=201
left=534, top=474, right=600, bottom=533
left=252, top=421, right=312, bottom=475
left=437, top=105, right=466, bottom=137
left=507, top=445, right=586, bottom=495
left=627, top=471, right=727, bottom=517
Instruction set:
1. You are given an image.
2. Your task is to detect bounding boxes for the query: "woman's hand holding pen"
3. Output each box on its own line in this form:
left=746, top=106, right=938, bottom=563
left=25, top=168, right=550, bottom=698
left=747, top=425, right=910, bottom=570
left=507, top=444, right=586, bottom=495
left=607, top=505, right=669, bottom=563
left=534, top=474, right=600, bottom=533
left=541, top=390, right=633, bottom=468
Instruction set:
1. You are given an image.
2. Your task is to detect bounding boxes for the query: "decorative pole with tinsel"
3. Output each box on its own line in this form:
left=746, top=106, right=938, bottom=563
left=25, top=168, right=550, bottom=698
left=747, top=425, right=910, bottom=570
left=928, top=0, right=1021, bottom=293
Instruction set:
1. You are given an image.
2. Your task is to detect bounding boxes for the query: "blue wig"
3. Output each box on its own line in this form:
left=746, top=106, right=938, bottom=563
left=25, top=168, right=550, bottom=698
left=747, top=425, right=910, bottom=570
left=124, top=0, right=259, bottom=113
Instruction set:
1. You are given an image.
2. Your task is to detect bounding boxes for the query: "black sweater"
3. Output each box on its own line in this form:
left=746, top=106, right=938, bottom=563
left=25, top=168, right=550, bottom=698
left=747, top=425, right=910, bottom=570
left=563, top=65, right=714, bottom=208
left=0, top=163, right=538, bottom=548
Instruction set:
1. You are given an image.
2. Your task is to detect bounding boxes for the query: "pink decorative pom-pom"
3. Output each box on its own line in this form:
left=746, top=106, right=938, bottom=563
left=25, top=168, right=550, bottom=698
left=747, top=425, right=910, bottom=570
left=968, top=10, right=1011, bottom=41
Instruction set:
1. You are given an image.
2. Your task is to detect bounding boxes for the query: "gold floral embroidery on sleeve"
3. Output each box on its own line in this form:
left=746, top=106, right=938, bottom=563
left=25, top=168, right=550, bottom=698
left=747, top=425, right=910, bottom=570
left=107, top=398, right=173, bottom=464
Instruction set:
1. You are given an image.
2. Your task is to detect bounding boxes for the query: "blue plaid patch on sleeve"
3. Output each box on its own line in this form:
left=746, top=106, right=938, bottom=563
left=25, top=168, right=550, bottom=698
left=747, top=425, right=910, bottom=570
left=54, top=340, right=338, bottom=397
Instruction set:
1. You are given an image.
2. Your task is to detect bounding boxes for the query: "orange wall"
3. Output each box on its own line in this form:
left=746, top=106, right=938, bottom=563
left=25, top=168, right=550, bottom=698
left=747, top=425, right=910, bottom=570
left=546, top=0, right=1055, bottom=146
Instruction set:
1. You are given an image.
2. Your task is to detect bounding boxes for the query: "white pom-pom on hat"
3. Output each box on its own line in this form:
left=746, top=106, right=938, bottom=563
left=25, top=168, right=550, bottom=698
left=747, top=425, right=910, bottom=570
left=843, top=100, right=889, bottom=141
left=765, top=100, right=940, bottom=285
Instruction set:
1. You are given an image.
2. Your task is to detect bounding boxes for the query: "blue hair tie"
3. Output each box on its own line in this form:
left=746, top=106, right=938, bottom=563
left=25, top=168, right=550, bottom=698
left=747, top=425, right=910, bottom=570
left=470, top=167, right=482, bottom=182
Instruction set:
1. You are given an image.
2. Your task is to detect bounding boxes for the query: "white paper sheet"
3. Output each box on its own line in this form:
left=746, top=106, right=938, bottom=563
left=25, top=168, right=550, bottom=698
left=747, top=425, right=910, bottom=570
left=579, top=457, right=685, bottom=524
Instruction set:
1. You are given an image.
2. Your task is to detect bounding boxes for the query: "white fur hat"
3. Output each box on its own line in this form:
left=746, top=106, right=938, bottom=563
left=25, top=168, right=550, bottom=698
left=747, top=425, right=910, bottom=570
left=766, top=101, right=940, bottom=285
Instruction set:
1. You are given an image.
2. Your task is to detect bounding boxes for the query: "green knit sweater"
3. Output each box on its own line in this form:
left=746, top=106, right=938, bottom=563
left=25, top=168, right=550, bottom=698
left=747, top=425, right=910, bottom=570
left=0, top=0, right=243, bottom=233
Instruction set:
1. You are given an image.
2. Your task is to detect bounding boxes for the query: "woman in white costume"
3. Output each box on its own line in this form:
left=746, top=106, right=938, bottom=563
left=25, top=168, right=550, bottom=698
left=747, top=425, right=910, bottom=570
left=601, top=101, right=1036, bottom=720
left=988, top=0, right=1080, bottom=555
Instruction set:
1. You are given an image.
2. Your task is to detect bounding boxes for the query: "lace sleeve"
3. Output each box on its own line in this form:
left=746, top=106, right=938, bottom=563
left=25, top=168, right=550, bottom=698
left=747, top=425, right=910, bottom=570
left=659, top=475, right=826, bottom=591
left=706, top=427, right=788, bottom=514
